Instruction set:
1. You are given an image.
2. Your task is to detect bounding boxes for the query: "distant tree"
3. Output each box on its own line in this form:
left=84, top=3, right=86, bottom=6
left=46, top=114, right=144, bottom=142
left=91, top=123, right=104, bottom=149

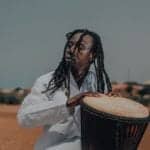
left=14, top=87, right=22, bottom=92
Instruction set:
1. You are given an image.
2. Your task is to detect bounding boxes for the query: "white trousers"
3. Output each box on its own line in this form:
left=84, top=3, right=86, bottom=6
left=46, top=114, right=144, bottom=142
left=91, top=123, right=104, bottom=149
left=46, top=139, right=81, bottom=150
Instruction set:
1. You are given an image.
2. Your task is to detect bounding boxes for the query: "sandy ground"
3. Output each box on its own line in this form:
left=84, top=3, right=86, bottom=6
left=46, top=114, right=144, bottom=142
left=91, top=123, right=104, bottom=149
left=0, top=105, right=42, bottom=150
left=0, top=104, right=149, bottom=150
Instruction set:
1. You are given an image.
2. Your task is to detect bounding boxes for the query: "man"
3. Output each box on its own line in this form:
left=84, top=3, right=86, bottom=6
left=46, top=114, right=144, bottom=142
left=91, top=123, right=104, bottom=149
left=17, top=29, right=112, bottom=150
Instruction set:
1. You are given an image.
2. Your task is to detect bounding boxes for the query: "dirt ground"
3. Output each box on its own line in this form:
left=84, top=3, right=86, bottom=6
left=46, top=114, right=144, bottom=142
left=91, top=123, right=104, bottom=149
left=0, top=104, right=149, bottom=150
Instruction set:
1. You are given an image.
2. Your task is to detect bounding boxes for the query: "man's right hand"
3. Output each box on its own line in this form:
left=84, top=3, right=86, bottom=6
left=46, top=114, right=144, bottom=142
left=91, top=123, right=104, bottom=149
left=66, top=92, right=105, bottom=107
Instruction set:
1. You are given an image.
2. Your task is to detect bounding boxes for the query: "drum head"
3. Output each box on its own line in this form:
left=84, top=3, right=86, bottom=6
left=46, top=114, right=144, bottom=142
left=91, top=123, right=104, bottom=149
left=82, top=96, right=149, bottom=119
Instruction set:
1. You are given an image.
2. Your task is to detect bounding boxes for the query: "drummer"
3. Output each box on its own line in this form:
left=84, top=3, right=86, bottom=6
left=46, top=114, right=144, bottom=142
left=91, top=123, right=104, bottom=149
left=17, top=29, right=112, bottom=150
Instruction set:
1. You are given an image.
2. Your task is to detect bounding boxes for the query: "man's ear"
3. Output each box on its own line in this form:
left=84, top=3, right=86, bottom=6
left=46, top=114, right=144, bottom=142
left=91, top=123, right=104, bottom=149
left=89, top=52, right=96, bottom=63
left=89, top=52, right=95, bottom=63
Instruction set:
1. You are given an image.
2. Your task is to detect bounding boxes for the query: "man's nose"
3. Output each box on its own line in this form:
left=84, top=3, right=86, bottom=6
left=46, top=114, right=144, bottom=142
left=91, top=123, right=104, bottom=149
left=70, top=45, right=78, bottom=55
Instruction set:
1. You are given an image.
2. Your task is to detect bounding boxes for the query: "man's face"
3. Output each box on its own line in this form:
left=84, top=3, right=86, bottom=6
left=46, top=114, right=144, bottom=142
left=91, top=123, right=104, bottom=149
left=65, top=33, right=94, bottom=68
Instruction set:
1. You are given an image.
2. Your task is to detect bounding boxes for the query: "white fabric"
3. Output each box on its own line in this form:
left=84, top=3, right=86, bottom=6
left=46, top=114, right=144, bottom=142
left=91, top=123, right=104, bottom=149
left=17, top=71, right=97, bottom=150
left=46, top=139, right=81, bottom=150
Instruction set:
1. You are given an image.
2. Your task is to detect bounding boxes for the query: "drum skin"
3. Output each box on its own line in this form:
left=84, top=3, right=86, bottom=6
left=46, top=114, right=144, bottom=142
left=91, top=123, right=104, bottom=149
left=81, top=97, right=149, bottom=150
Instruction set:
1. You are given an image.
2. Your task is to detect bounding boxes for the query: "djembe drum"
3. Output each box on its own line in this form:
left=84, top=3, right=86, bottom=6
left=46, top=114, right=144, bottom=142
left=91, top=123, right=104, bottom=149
left=81, top=96, right=149, bottom=150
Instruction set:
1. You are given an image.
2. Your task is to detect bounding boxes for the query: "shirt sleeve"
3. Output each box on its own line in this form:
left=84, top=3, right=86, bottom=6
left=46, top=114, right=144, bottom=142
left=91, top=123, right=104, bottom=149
left=17, top=76, right=70, bottom=128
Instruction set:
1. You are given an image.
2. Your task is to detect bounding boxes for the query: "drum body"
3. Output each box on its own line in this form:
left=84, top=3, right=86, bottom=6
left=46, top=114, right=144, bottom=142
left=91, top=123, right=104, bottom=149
left=81, top=99, right=149, bottom=150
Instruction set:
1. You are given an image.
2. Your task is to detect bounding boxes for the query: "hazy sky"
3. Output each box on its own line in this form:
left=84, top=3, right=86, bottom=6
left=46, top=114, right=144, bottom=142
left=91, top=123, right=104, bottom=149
left=0, top=0, right=150, bottom=88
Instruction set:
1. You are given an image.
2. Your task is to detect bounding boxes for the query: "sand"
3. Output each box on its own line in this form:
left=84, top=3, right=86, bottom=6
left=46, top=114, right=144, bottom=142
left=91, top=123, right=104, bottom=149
left=0, top=104, right=149, bottom=150
left=0, top=105, right=42, bottom=150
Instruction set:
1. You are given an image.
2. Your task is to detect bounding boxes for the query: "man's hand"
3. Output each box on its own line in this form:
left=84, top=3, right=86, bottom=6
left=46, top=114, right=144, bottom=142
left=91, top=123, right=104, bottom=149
left=66, top=92, right=105, bottom=107
left=106, top=91, right=123, bottom=97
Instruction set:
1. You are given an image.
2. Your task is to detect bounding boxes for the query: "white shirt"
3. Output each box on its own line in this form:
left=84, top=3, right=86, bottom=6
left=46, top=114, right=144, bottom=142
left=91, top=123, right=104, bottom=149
left=17, top=71, right=97, bottom=150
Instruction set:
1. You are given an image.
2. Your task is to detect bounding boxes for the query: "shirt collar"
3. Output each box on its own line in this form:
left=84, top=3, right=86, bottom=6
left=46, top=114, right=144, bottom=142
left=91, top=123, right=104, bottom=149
left=69, top=71, right=90, bottom=91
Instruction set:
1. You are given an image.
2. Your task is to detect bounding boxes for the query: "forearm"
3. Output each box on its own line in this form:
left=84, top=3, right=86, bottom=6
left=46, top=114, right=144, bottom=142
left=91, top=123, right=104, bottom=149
left=18, top=103, right=68, bottom=128
left=17, top=92, right=69, bottom=128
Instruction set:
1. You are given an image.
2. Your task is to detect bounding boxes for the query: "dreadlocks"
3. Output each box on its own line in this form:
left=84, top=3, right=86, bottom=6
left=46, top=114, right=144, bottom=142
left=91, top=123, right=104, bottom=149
left=42, top=29, right=112, bottom=97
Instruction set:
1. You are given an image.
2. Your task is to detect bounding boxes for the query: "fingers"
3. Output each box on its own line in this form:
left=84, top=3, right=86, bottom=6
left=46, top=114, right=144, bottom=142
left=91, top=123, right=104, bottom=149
left=66, top=98, right=79, bottom=107
left=66, top=99, right=79, bottom=107
left=83, top=92, right=106, bottom=97
left=106, top=92, right=123, bottom=97
left=67, top=92, right=108, bottom=107
left=66, top=93, right=84, bottom=107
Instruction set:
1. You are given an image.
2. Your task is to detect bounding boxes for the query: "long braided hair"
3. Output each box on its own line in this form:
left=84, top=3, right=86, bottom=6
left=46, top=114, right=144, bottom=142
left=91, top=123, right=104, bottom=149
left=42, top=29, right=112, bottom=97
